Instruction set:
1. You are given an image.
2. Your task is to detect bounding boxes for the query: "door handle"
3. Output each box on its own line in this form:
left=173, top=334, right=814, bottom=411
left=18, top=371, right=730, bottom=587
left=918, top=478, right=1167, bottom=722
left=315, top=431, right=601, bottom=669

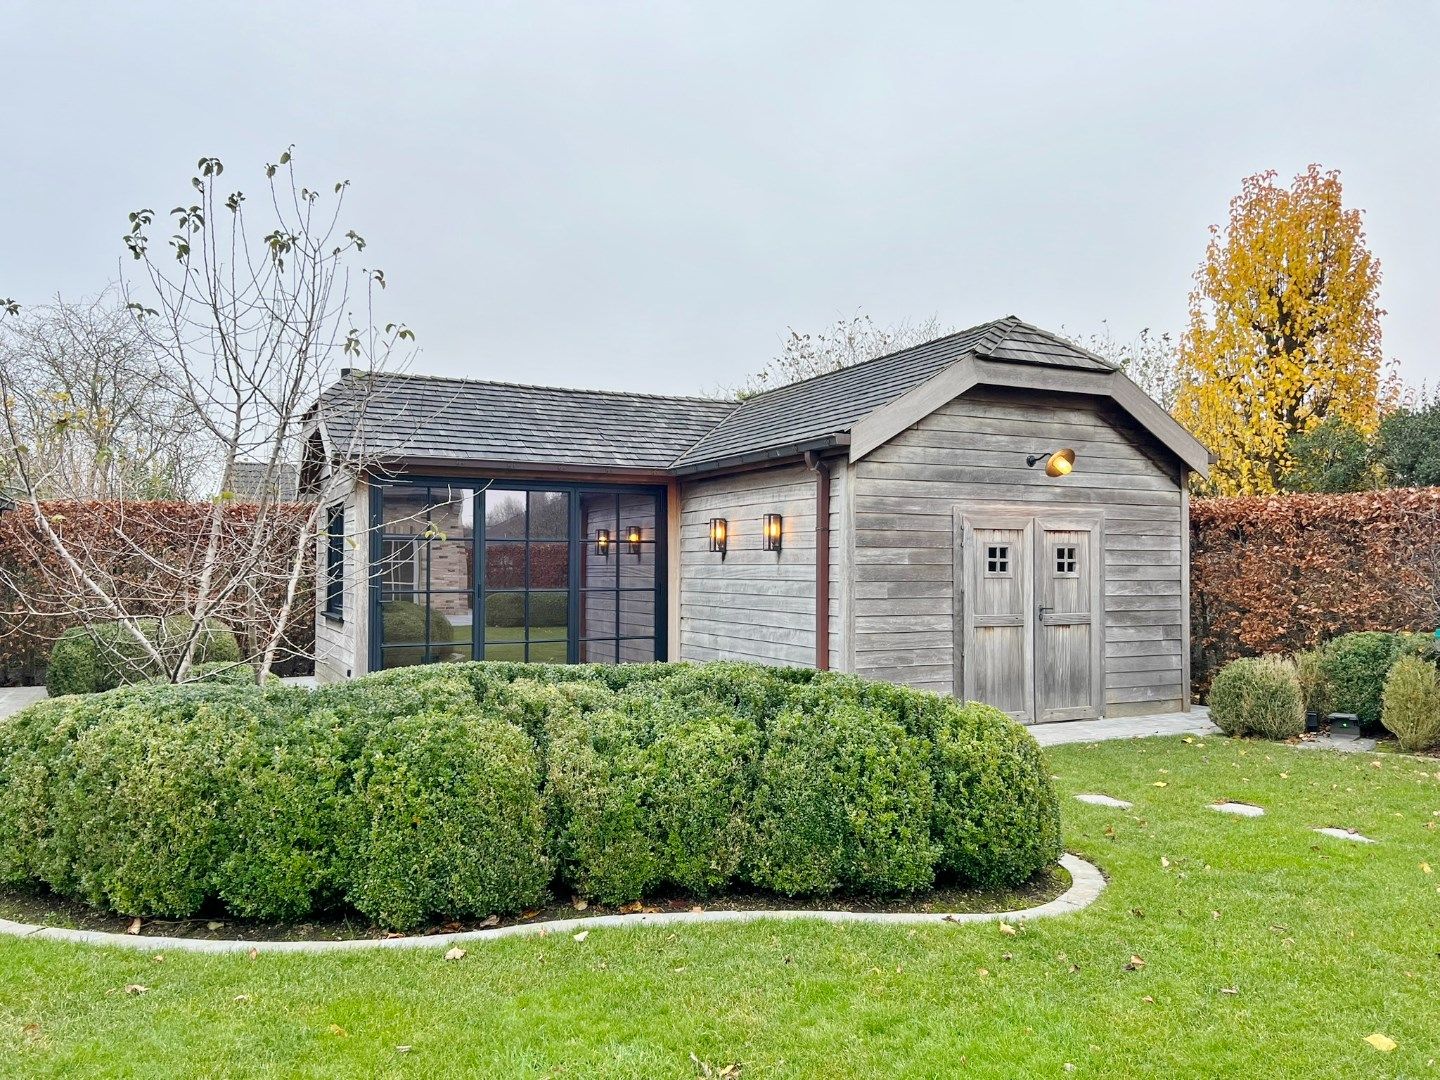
left=1038, top=605, right=1053, bottom=622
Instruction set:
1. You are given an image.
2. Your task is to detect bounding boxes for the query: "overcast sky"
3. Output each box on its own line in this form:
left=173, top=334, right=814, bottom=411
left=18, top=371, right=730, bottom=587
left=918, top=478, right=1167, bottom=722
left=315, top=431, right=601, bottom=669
left=3, top=2, right=1436, bottom=396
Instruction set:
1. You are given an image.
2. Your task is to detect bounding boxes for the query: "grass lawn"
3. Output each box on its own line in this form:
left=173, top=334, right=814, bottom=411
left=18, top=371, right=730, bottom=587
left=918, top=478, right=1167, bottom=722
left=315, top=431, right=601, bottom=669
left=2, top=735, right=1438, bottom=1077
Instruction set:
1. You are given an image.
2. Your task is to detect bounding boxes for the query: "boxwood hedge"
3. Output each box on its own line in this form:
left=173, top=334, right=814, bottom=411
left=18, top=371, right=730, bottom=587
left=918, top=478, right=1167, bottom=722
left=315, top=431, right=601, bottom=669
left=0, top=661, right=1062, bottom=930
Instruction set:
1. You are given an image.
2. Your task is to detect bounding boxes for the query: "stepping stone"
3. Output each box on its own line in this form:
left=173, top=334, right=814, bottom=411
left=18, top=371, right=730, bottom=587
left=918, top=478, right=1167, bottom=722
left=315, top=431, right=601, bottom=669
left=1209, top=802, right=1265, bottom=817
left=1074, top=793, right=1132, bottom=809
left=1314, top=827, right=1376, bottom=843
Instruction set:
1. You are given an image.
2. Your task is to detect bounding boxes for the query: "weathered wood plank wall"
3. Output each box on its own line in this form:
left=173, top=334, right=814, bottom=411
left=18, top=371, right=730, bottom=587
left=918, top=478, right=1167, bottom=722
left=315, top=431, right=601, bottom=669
left=677, top=462, right=844, bottom=667
left=848, top=387, right=1186, bottom=714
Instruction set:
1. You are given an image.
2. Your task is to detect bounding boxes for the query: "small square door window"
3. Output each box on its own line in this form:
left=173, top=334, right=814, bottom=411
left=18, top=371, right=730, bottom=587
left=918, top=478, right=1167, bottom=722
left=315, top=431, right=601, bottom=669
left=985, top=545, right=1010, bottom=574
left=1055, top=546, right=1078, bottom=575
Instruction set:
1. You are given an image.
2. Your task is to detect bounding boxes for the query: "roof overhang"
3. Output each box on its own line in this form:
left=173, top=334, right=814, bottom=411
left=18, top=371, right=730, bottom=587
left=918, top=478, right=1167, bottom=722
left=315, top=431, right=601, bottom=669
left=849, top=354, right=1212, bottom=477
left=668, top=434, right=851, bottom=479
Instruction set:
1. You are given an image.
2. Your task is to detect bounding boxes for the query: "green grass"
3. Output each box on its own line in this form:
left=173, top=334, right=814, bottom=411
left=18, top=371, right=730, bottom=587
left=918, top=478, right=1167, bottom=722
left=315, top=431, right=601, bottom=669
left=2, top=735, right=1438, bottom=1077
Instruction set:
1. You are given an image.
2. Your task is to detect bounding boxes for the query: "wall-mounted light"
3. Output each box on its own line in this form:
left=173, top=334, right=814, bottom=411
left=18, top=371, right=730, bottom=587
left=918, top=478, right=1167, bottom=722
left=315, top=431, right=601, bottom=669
left=626, top=524, right=643, bottom=557
left=595, top=529, right=611, bottom=557
left=708, top=517, right=728, bottom=558
left=1026, top=448, right=1076, bottom=477
left=762, top=513, right=783, bottom=553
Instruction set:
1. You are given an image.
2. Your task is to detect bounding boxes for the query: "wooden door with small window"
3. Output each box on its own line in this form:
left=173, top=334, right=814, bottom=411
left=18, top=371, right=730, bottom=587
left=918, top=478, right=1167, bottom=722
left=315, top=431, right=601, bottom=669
left=1034, top=520, right=1102, bottom=722
left=956, top=509, right=1103, bottom=724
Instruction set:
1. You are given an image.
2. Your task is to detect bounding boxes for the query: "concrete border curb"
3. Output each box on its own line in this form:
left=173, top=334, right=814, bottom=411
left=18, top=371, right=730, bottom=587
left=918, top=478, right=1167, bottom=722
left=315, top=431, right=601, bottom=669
left=0, top=854, right=1104, bottom=955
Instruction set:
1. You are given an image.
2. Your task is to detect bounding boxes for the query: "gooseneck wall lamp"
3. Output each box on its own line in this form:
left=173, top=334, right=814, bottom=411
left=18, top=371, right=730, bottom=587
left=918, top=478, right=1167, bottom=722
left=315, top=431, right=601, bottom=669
left=1026, top=448, right=1076, bottom=477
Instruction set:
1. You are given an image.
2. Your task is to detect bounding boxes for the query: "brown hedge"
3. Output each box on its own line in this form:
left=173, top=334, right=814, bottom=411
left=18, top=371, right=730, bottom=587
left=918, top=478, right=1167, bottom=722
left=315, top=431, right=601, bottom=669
left=0, top=500, right=315, bottom=685
left=1191, top=488, right=1440, bottom=693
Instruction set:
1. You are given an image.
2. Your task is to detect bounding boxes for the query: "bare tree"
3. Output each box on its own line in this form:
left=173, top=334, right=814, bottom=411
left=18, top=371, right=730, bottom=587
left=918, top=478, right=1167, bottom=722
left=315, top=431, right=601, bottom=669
left=0, top=148, right=414, bottom=683
left=0, top=289, right=214, bottom=500
left=733, top=310, right=951, bottom=397
left=1072, top=323, right=1181, bottom=412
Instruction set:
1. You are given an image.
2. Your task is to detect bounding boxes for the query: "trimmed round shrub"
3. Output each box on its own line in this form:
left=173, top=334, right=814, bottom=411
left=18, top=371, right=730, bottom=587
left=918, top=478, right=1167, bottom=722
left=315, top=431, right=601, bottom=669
left=929, top=701, right=1062, bottom=887
left=377, top=600, right=453, bottom=666
left=746, top=699, right=938, bottom=895
left=45, top=616, right=242, bottom=696
left=1207, top=655, right=1305, bottom=740
left=1381, top=655, right=1440, bottom=753
left=544, top=692, right=759, bottom=903
left=1320, top=632, right=1414, bottom=727
left=341, top=709, right=550, bottom=930
left=1292, top=648, right=1332, bottom=720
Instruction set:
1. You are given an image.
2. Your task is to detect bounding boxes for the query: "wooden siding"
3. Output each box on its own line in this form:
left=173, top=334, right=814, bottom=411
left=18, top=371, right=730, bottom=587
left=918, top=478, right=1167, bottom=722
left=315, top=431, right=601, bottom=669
left=678, top=462, right=844, bottom=668
left=315, top=472, right=369, bottom=683
left=849, top=387, right=1186, bottom=714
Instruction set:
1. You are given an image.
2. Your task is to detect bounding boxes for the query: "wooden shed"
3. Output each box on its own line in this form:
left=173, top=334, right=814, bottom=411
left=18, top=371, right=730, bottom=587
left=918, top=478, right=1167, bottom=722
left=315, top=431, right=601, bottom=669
left=306, top=317, right=1210, bottom=724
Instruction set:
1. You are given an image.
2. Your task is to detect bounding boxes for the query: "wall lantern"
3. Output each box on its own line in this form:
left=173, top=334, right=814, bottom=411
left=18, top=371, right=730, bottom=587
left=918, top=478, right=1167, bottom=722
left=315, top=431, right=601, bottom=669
left=708, top=517, right=728, bottom=558
left=626, top=524, right=643, bottom=557
left=595, top=528, right=611, bottom=557
left=1026, top=448, right=1076, bottom=477
left=762, top=513, right=783, bottom=553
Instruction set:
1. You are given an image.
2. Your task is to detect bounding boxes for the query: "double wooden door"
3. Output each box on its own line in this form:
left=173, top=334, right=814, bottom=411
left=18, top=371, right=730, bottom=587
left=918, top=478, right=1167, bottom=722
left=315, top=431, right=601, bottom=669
left=955, top=509, right=1104, bottom=724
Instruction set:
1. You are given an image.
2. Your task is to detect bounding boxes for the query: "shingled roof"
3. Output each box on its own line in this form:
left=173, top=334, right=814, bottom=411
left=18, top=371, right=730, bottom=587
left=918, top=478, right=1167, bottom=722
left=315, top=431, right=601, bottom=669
left=314, top=317, right=1129, bottom=475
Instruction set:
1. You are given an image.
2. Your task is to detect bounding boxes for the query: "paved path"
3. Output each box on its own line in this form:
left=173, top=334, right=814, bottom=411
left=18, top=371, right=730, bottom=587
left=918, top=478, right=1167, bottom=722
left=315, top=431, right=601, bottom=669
left=0, top=686, right=46, bottom=719
left=1030, top=707, right=1217, bottom=747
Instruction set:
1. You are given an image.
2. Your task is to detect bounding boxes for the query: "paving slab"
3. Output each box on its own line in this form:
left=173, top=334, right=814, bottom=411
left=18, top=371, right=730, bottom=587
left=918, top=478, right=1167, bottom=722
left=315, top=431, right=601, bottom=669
left=1074, top=793, right=1133, bottom=809
left=1210, top=802, right=1265, bottom=817
left=1314, top=827, right=1376, bottom=843
left=1295, top=734, right=1378, bottom=754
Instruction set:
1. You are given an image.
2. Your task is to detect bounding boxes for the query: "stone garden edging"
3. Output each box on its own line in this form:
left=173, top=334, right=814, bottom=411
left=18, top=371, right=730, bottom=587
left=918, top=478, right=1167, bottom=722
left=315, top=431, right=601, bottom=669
left=0, top=854, right=1104, bottom=955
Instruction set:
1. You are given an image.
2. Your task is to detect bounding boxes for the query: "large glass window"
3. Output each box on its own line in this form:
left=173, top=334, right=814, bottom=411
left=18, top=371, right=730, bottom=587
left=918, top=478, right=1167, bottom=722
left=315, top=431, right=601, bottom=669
left=373, top=481, right=663, bottom=669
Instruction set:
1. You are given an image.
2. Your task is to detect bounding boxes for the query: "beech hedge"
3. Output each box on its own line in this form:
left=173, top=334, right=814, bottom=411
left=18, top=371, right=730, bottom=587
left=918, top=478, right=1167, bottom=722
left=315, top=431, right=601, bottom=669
left=0, top=661, right=1062, bottom=930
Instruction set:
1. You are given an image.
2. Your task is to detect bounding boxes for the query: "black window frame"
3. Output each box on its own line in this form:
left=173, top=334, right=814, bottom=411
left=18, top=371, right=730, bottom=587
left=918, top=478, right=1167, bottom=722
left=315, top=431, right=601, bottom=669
left=369, top=477, right=667, bottom=672
left=324, top=503, right=345, bottom=621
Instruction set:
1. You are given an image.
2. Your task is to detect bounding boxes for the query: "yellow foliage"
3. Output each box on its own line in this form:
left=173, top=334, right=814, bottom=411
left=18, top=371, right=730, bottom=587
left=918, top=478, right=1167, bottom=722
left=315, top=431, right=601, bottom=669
left=1174, top=165, right=1388, bottom=495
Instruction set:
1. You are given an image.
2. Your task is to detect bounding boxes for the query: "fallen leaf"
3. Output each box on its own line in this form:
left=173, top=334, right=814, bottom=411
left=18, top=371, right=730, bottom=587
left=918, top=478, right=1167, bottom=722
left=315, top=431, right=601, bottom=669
left=126, top=917, right=143, bottom=936
left=151, top=954, right=164, bottom=963
left=444, top=947, right=467, bottom=962
left=1219, top=987, right=1239, bottom=996
left=1142, top=995, right=1154, bottom=1004
left=1422, top=862, right=1434, bottom=875
left=1160, top=856, right=1171, bottom=869
left=571, top=897, right=588, bottom=911
left=520, top=909, right=541, bottom=920
left=206, top=921, right=225, bottom=931
left=124, top=984, right=148, bottom=995
left=479, top=914, right=500, bottom=928
left=1153, top=781, right=1168, bottom=788
left=233, top=994, right=251, bottom=1004
left=998, top=922, right=1017, bottom=936
left=573, top=930, right=589, bottom=942
left=396, top=1046, right=413, bottom=1054
left=1125, top=955, right=1146, bottom=971
left=1365, top=1033, right=1397, bottom=1053
left=619, top=901, right=644, bottom=915
left=247, top=947, right=259, bottom=961
left=976, top=967, right=989, bottom=977
left=328, top=1024, right=348, bottom=1037
left=690, top=905, right=704, bottom=914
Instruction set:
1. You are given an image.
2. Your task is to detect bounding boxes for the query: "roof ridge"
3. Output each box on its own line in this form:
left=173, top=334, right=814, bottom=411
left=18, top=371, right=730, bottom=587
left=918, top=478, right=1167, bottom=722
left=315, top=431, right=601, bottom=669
left=982, top=318, right=1118, bottom=370
left=735, top=317, right=1011, bottom=406
left=344, top=368, right=739, bottom=407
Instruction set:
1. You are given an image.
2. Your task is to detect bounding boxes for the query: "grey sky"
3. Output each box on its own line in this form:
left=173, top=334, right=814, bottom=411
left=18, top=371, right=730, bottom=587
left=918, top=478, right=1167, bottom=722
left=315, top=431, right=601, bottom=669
left=4, top=2, right=1436, bottom=396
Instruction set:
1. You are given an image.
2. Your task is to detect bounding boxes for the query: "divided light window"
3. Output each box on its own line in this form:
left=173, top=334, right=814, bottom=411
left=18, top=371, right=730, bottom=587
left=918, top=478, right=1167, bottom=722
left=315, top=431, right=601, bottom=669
left=373, top=481, right=663, bottom=670
left=324, top=504, right=345, bottom=620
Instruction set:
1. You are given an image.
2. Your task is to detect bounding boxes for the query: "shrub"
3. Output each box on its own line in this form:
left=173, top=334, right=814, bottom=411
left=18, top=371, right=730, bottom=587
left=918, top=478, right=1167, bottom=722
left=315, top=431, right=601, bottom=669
left=1292, top=648, right=1332, bottom=720
left=1381, top=655, right=1440, bottom=752
left=377, top=600, right=453, bottom=666
left=747, top=698, right=937, bottom=895
left=544, top=692, right=759, bottom=902
left=1207, top=655, right=1305, bottom=740
left=341, top=709, right=550, bottom=929
left=1320, top=632, right=1412, bottom=726
left=929, top=701, right=1062, bottom=887
left=0, top=659, right=1061, bottom=925
left=45, top=616, right=242, bottom=696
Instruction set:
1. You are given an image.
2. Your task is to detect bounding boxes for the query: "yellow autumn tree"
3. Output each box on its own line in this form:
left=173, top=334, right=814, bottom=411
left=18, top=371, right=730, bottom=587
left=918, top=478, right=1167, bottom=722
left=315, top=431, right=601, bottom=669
left=1174, top=165, right=1388, bottom=495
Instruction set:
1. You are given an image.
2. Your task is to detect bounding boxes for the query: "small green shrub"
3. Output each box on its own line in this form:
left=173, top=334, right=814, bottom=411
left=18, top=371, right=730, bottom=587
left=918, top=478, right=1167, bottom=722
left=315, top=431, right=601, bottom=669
left=45, top=617, right=242, bottom=696
left=1320, top=632, right=1411, bottom=726
left=746, top=699, right=938, bottom=895
left=1292, top=648, right=1332, bottom=720
left=1207, top=655, right=1305, bottom=740
left=1381, top=655, right=1440, bottom=752
left=342, top=709, right=550, bottom=930
left=378, top=600, right=453, bottom=666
